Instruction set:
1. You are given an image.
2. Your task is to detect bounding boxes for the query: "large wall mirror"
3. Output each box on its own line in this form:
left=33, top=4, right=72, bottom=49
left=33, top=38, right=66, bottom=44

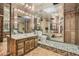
left=34, top=4, right=64, bottom=43
left=17, top=16, right=31, bottom=33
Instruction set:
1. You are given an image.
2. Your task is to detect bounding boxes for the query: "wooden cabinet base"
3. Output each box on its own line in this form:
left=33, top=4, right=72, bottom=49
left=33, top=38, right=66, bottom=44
left=8, top=36, right=38, bottom=56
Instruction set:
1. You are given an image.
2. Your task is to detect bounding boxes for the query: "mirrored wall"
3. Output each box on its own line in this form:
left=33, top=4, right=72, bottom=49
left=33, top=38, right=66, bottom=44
left=34, top=3, right=64, bottom=43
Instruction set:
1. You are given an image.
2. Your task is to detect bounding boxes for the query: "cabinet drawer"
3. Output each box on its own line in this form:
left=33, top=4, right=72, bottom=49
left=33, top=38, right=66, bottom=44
left=17, top=42, right=24, bottom=49
left=17, top=39, right=24, bottom=43
left=17, top=48, right=24, bottom=56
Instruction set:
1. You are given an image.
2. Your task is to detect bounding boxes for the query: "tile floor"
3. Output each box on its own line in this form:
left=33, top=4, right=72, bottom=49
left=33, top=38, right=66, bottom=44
left=0, top=38, right=7, bottom=56
left=25, top=47, right=62, bottom=56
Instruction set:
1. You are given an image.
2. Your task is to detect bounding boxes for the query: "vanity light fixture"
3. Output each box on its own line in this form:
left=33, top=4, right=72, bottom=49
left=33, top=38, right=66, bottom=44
left=18, top=9, right=21, bottom=12
left=19, top=10, right=22, bottom=13
left=22, top=11, right=24, bottom=13
left=28, top=6, right=31, bottom=9
left=23, top=11, right=25, bottom=13
left=17, top=9, right=19, bottom=11
left=14, top=16, right=17, bottom=19
left=14, top=8, right=17, bottom=11
left=17, top=9, right=25, bottom=14
left=31, top=5, right=34, bottom=11
left=14, top=21, right=18, bottom=24
left=25, top=4, right=28, bottom=7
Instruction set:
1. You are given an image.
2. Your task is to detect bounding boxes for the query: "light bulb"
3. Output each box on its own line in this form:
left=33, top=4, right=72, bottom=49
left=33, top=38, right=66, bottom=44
left=25, top=4, right=28, bottom=7
left=28, top=6, right=31, bottom=9
left=31, top=6, right=34, bottom=11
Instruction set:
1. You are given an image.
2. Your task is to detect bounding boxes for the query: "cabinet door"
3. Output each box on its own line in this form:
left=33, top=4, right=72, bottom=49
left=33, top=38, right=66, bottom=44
left=35, top=39, right=38, bottom=47
left=25, top=40, right=30, bottom=53
left=64, top=13, right=71, bottom=43
left=30, top=39, right=35, bottom=49
left=75, top=13, right=79, bottom=45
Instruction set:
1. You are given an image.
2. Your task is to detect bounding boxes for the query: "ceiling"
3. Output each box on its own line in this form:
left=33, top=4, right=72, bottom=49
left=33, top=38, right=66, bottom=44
left=32, top=3, right=63, bottom=18
left=4, top=3, right=63, bottom=18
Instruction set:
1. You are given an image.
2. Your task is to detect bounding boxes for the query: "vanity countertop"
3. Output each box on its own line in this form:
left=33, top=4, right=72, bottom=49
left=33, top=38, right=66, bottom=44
left=7, top=33, right=37, bottom=40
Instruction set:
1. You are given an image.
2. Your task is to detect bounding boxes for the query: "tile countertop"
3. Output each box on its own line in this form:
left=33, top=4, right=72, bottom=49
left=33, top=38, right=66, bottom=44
left=7, top=33, right=37, bottom=40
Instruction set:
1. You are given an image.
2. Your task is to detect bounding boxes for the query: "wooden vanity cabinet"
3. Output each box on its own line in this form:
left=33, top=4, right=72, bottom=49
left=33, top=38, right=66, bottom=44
left=9, top=36, right=38, bottom=56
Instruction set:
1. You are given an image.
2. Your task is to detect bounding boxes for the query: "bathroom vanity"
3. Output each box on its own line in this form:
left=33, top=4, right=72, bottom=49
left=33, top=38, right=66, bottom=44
left=7, top=33, right=38, bottom=56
